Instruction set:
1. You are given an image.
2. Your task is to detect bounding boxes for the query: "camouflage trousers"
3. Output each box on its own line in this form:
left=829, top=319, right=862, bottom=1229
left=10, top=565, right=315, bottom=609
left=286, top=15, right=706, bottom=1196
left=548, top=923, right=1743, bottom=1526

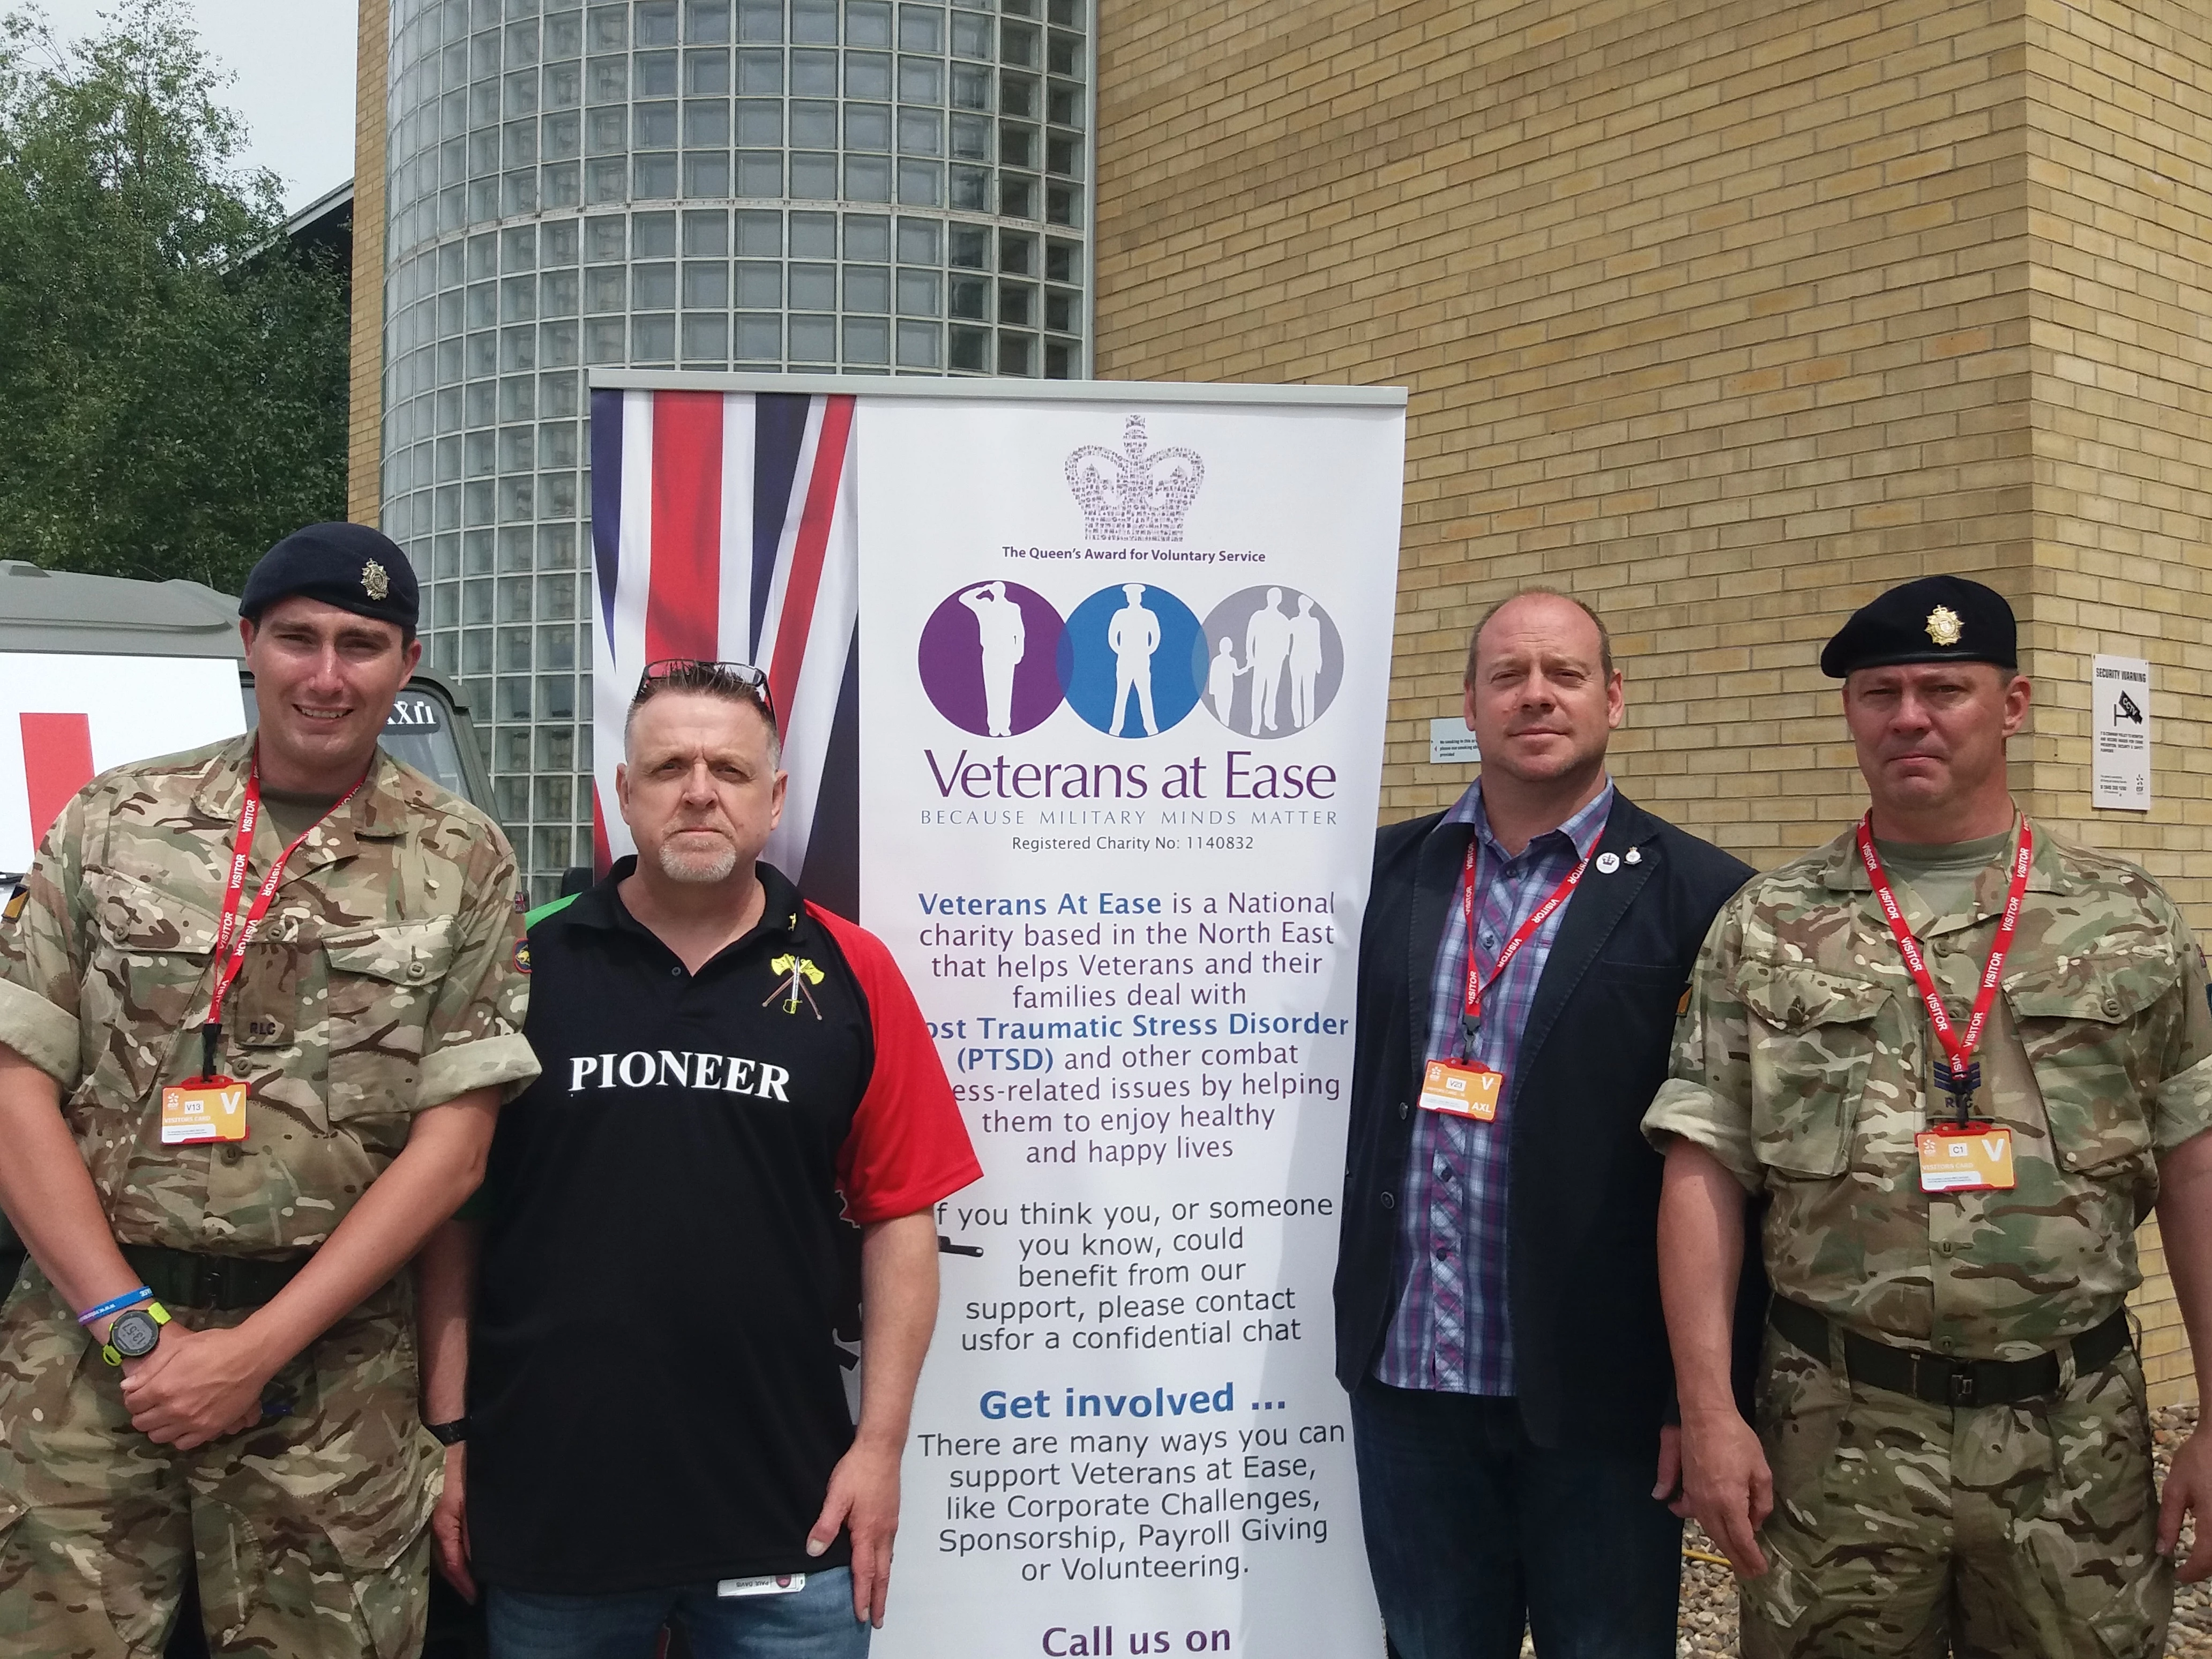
left=0, top=1267, right=442, bottom=1659
left=1740, top=1324, right=2172, bottom=1659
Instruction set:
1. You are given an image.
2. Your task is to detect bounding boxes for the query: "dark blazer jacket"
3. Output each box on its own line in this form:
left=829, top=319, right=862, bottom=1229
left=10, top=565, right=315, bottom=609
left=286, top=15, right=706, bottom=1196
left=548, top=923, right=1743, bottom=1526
left=1333, top=788, right=1766, bottom=1452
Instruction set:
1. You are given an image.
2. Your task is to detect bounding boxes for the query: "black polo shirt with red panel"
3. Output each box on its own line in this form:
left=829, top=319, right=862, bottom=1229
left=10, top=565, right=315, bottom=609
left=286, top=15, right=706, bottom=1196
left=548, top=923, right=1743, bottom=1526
left=467, top=857, right=981, bottom=1595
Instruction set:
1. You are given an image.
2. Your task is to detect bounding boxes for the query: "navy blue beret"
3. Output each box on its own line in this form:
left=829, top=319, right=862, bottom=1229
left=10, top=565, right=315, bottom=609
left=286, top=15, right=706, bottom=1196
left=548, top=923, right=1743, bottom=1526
left=1820, top=575, right=2015, bottom=678
left=239, top=522, right=419, bottom=632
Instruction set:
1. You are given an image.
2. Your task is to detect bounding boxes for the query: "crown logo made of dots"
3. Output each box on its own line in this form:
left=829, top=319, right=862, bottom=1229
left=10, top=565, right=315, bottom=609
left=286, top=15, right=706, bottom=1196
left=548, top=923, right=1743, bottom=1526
left=1064, top=416, right=1206, bottom=543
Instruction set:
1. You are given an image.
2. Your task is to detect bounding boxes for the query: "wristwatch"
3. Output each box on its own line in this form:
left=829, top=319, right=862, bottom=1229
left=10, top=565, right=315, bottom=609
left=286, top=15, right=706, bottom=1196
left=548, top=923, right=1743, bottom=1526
left=101, top=1301, right=171, bottom=1366
left=425, top=1417, right=469, bottom=1446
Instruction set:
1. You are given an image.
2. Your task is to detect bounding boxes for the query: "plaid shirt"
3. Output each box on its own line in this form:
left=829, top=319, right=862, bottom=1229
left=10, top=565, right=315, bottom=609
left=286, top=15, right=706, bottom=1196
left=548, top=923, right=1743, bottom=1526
left=1373, top=780, right=1615, bottom=1395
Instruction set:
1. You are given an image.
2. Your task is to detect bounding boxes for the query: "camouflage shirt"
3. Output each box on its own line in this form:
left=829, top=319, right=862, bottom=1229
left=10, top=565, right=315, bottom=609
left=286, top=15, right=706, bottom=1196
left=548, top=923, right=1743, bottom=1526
left=1645, top=816, right=2212, bottom=1361
left=0, top=735, right=539, bottom=1257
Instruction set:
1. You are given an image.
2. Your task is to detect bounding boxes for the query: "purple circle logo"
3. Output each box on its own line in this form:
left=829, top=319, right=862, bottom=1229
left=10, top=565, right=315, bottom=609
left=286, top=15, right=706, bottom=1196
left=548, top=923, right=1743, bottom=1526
left=918, top=582, right=1068, bottom=737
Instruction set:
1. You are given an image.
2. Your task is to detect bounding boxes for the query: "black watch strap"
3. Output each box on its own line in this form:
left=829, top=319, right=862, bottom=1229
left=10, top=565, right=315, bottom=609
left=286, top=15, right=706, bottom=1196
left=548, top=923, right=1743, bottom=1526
left=425, top=1416, right=469, bottom=1446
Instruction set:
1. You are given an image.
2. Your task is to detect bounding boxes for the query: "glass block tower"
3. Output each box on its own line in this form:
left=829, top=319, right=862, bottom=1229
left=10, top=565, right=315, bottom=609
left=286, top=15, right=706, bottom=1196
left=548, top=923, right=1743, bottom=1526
left=375, top=0, right=1093, bottom=901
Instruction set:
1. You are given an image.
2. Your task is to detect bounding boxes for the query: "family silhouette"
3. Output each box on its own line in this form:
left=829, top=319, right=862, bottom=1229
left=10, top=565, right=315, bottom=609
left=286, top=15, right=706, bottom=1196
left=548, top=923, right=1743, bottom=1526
left=1211, top=587, right=1326, bottom=734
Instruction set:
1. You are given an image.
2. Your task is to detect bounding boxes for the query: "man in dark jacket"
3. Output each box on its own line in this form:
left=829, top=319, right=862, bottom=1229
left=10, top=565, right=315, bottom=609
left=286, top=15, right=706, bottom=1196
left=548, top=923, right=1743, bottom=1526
left=1335, top=589, right=1758, bottom=1659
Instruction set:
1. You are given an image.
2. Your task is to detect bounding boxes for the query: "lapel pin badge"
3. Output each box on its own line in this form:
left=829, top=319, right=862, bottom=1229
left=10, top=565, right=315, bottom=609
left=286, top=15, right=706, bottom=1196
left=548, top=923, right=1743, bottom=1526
left=1595, top=852, right=1621, bottom=875
left=1625, top=847, right=1641, bottom=865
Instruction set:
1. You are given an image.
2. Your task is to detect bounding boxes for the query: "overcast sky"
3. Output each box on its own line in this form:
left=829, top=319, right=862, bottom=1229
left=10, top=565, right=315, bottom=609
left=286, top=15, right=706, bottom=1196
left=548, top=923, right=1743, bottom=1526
left=31, top=2, right=359, bottom=215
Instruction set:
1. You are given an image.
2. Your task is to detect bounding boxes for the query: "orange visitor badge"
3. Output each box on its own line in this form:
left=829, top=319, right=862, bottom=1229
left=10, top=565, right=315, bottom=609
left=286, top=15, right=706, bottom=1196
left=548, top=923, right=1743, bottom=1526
left=1419, top=1059, right=1503, bottom=1123
left=1915, top=1122, right=2014, bottom=1193
left=160, top=1079, right=248, bottom=1145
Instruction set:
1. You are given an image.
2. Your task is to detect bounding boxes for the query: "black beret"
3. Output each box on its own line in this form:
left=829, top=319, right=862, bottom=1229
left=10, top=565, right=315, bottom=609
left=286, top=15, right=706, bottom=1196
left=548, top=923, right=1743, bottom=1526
left=239, top=522, right=419, bottom=632
left=1819, top=575, right=2015, bottom=678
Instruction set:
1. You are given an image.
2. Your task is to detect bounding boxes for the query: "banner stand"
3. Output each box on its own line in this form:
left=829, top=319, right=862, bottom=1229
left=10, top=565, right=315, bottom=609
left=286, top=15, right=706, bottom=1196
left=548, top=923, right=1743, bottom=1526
left=591, top=371, right=1407, bottom=1657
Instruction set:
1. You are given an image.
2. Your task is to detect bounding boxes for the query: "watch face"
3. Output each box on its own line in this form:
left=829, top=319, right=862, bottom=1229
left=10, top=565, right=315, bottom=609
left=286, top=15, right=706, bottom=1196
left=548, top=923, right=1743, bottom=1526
left=109, top=1309, right=161, bottom=1359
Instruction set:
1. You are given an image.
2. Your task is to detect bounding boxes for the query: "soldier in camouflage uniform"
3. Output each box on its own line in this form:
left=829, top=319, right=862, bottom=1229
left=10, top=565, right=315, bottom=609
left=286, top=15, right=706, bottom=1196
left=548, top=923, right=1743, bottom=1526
left=1645, top=576, right=2212, bottom=1657
left=0, top=524, right=539, bottom=1658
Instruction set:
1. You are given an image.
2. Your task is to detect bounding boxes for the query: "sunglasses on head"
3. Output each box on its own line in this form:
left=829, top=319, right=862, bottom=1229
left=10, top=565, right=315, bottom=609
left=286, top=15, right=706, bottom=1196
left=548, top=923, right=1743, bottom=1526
left=631, top=659, right=777, bottom=723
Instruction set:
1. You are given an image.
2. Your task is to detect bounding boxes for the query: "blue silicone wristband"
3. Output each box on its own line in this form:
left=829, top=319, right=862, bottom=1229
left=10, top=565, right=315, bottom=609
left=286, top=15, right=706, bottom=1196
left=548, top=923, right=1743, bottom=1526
left=77, top=1286, right=154, bottom=1326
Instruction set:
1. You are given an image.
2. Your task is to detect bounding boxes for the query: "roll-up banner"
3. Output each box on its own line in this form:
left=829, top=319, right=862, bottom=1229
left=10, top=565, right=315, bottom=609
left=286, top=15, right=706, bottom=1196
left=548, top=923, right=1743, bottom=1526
left=589, top=373, right=1406, bottom=1657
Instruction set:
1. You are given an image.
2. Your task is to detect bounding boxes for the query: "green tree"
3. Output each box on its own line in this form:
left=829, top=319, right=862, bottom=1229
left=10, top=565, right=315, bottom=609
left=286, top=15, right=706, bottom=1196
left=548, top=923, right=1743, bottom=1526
left=0, top=0, right=349, bottom=593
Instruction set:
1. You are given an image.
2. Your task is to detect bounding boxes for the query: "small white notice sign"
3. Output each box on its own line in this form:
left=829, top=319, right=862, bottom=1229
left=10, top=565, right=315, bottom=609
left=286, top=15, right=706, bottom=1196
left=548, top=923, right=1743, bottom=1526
left=1430, top=717, right=1482, bottom=766
left=2091, top=654, right=2151, bottom=810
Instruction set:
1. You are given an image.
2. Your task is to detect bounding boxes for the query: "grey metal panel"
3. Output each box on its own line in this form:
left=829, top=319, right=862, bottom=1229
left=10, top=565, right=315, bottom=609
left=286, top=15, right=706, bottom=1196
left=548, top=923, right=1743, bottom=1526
left=0, top=563, right=245, bottom=660
left=586, top=369, right=1410, bottom=407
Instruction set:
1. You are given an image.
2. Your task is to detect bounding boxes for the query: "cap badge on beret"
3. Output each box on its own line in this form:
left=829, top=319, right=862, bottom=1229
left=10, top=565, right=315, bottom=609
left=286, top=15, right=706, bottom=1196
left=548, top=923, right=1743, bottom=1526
left=241, top=523, right=417, bottom=631
left=1820, top=574, right=2013, bottom=677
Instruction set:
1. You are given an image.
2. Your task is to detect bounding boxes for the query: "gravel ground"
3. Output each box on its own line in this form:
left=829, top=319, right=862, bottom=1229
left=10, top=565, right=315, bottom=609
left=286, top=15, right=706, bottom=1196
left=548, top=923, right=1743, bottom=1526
left=1548, top=1404, right=2208, bottom=1657
left=1672, top=1519, right=1742, bottom=1658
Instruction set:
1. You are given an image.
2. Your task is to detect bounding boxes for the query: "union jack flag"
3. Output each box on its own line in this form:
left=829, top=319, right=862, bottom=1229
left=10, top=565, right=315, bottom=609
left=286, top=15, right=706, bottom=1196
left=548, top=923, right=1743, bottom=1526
left=588, top=387, right=861, bottom=917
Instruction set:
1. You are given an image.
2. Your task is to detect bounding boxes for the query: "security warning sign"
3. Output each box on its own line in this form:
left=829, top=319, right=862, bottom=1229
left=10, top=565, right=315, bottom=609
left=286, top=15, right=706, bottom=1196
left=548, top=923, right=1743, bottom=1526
left=2091, top=654, right=2151, bottom=811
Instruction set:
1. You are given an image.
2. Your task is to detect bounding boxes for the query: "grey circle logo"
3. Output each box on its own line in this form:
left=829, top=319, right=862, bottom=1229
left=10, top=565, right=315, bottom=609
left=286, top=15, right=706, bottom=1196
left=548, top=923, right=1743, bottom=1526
left=1194, top=586, right=1344, bottom=738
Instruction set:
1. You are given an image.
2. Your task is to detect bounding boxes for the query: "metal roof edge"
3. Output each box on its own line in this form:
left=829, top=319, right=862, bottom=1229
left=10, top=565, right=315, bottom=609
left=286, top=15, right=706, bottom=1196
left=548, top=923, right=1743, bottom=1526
left=584, top=371, right=1408, bottom=408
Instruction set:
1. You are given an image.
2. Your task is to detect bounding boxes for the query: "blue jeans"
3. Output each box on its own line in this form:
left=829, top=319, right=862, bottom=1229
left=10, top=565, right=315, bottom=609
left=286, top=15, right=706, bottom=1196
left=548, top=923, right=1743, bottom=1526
left=485, top=1568, right=869, bottom=1659
left=1351, top=1380, right=1681, bottom=1659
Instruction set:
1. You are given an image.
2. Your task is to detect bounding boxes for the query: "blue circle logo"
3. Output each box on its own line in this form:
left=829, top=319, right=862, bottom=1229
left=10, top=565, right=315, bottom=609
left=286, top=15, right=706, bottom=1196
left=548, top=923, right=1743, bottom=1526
left=1056, top=584, right=1205, bottom=738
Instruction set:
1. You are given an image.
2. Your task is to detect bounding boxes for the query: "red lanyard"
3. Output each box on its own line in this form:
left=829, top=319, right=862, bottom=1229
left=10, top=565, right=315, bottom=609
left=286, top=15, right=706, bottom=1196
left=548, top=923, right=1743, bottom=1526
left=195, top=758, right=367, bottom=1081
left=1458, top=839, right=1591, bottom=1050
left=1854, top=813, right=2032, bottom=1125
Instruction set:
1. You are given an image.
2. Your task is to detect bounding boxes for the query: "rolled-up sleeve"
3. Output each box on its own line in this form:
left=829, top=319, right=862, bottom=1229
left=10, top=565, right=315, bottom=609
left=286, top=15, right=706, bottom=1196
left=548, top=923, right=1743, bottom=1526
left=2154, top=932, right=2212, bottom=1154
left=0, top=798, right=89, bottom=1087
left=417, top=831, right=540, bottom=1108
left=1641, top=901, right=1761, bottom=1191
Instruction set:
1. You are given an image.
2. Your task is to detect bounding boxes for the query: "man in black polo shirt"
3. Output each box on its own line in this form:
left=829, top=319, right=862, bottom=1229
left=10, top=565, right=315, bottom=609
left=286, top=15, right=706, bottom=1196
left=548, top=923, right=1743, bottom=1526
left=435, top=659, right=981, bottom=1658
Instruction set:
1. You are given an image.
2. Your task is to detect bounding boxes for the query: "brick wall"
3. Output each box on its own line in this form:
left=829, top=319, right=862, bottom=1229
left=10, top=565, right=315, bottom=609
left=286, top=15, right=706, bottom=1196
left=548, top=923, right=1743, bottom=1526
left=2016, top=0, right=2212, bottom=1403
left=348, top=0, right=390, bottom=528
left=1094, top=0, right=2211, bottom=1402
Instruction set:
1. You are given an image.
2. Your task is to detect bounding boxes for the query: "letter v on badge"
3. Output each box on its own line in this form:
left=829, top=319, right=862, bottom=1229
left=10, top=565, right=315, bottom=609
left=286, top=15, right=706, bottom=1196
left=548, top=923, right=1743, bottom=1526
left=1915, top=1123, right=2014, bottom=1192
left=161, top=1081, right=249, bottom=1144
left=1419, top=1059, right=1501, bottom=1122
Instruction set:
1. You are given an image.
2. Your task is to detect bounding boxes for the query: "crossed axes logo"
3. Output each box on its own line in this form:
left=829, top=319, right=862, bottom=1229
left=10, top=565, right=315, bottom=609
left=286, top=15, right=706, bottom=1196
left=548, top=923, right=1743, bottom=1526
left=766, top=953, right=825, bottom=1017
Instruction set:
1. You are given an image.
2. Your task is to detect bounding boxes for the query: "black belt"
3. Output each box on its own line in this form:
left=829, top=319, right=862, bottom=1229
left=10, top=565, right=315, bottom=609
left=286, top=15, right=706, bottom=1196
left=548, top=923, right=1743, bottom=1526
left=1770, top=1296, right=2130, bottom=1409
left=121, top=1245, right=309, bottom=1312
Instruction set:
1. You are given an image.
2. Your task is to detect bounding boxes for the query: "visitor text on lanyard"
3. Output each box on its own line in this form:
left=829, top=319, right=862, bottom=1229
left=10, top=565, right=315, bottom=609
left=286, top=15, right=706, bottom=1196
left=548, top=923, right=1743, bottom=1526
left=159, top=760, right=367, bottom=1147
left=1855, top=815, right=2032, bottom=1193
left=1416, top=840, right=1591, bottom=1125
